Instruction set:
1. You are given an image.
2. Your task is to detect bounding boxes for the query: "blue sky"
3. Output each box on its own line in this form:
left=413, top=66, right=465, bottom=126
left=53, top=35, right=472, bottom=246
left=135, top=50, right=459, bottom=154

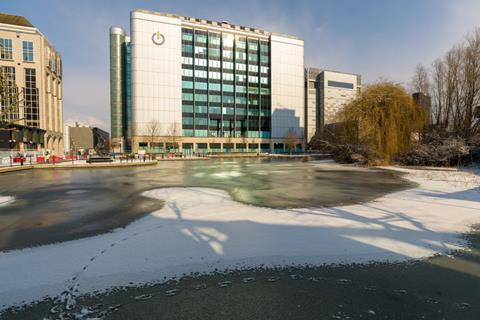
left=1, top=0, right=479, bottom=131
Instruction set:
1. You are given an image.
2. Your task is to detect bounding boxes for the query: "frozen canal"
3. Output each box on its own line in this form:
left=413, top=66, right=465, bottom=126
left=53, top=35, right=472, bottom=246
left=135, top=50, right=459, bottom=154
left=0, top=158, right=411, bottom=251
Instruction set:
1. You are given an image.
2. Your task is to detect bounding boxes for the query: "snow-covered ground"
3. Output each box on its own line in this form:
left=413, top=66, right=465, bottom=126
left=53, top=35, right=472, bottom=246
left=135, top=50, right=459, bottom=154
left=0, top=196, right=14, bottom=207
left=0, top=167, right=479, bottom=310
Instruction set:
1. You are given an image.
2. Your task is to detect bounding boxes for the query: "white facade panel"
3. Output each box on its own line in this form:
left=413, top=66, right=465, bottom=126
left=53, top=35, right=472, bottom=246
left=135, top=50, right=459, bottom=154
left=322, top=71, right=360, bottom=125
left=131, top=11, right=182, bottom=136
left=270, top=35, right=305, bottom=139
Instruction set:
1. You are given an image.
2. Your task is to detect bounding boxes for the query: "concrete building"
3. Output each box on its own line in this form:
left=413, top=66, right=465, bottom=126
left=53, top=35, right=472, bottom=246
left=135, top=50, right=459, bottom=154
left=64, top=123, right=110, bottom=155
left=0, top=13, right=63, bottom=154
left=110, top=9, right=304, bottom=154
left=304, top=69, right=361, bottom=142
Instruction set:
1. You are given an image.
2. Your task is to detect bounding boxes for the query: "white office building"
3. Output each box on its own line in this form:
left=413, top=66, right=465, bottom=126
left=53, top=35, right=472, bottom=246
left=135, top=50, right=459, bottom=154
left=110, top=9, right=305, bottom=154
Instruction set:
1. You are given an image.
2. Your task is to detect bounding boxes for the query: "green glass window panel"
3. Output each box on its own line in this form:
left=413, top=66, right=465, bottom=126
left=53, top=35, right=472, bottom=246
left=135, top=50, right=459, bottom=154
left=248, top=97, right=259, bottom=105
left=182, top=33, right=193, bottom=41
left=260, top=43, right=269, bottom=52
left=209, top=35, right=221, bottom=45
left=182, top=105, right=194, bottom=113
left=195, top=130, right=208, bottom=137
left=247, top=131, right=260, bottom=138
left=223, top=84, right=234, bottom=92
left=194, top=82, right=208, bottom=90
left=182, top=69, right=193, bottom=77
left=182, top=93, right=194, bottom=101
left=195, top=94, right=208, bottom=102
left=248, top=54, right=258, bottom=62
left=261, top=131, right=271, bottom=138
left=235, top=51, right=246, bottom=60
left=222, top=96, right=234, bottom=104
left=209, top=48, right=220, bottom=57
left=260, top=109, right=269, bottom=116
left=261, top=88, right=270, bottom=95
left=182, top=44, right=193, bottom=53
left=195, top=118, right=208, bottom=125
left=223, top=107, right=235, bottom=115
left=182, top=117, right=193, bottom=125
left=209, top=106, right=221, bottom=114
left=235, top=96, right=246, bottom=104
left=248, top=87, right=259, bottom=94
left=223, top=50, right=233, bottom=59
left=195, top=105, right=208, bottom=113
left=260, top=55, right=269, bottom=63
left=236, top=40, right=246, bottom=49
left=248, top=41, right=258, bottom=51
left=209, top=119, right=219, bottom=126
left=235, top=85, right=246, bottom=93
left=195, top=34, right=207, bottom=43
left=236, top=108, right=246, bottom=115
left=209, top=83, right=221, bottom=91
left=248, top=109, right=259, bottom=116
left=209, top=94, right=221, bottom=103
left=183, top=129, right=194, bottom=137
left=182, top=81, right=193, bottom=89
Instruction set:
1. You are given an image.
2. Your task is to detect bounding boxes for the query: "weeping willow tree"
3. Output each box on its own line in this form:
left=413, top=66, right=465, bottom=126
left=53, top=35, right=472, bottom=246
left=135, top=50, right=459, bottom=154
left=336, top=82, right=428, bottom=164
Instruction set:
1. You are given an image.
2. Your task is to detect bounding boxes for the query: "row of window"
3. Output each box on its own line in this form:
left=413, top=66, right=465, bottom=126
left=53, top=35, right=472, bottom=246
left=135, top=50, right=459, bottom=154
left=0, top=38, right=34, bottom=62
left=182, top=104, right=270, bottom=115
left=182, top=91, right=270, bottom=102
left=182, top=69, right=268, bottom=83
left=182, top=59, right=269, bottom=74
left=182, top=130, right=271, bottom=138
left=181, top=29, right=269, bottom=53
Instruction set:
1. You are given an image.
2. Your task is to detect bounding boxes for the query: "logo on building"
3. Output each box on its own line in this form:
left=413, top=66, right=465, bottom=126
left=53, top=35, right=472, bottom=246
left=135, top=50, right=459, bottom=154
left=152, top=32, right=165, bottom=45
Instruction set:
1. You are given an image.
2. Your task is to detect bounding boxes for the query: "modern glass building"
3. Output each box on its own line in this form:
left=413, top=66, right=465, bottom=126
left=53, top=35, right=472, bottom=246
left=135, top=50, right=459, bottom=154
left=110, top=9, right=305, bottom=154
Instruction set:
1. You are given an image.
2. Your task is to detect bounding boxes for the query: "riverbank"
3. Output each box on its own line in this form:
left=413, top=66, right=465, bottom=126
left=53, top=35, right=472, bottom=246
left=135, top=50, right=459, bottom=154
left=0, top=165, right=479, bottom=316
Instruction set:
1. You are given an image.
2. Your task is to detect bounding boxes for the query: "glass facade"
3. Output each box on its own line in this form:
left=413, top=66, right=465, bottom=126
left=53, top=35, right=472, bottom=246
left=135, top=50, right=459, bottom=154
left=0, top=66, right=19, bottom=122
left=181, top=28, right=271, bottom=138
left=23, top=68, right=39, bottom=127
left=124, top=42, right=132, bottom=147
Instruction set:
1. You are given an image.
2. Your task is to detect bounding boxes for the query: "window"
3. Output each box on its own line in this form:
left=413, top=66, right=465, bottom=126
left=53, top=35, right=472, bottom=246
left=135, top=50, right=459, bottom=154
left=195, top=118, right=208, bottom=125
left=194, top=82, right=208, bottom=90
left=182, top=93, right=194, bottom=101
left=182, top=105, right=194, bottom=113
left=182, top=69, right=193, bottom=77
left=235, top=52, right=246, bottom=60
left=248, top=65, right=258, bottom=73
left=222, top=96, right=234, bottom=104
left=209, top=94, right=221, bottom=103
left=248, top=75, right=259, bottom=83
left=260, top=66, right=269, bottom=74
left=195, top=105, right=208, bottom=113
left=209, top=106, right=221, bottom=114
left=22, top=41, right=34, bottom=62
left=260, top=55, right=269, bottom=63
left=236, top=74, right=246, bottom=82
left=195, top=94, right=208, bottom=102
left=222, top=34, right=234, bottom=48
left=182, top=44, right=193, bottom=53
left=195, top=34, right=207, bottom=44
left=194, top=70, right=207, bottom=78
left=248, top=41, right=258, bottom=51
left=223, top=84, right=234, bottom=92
left=260, top=43, right=269, bottom=53
left=209, top=60, right=220, bottom=68
left=182, top=81, right=193, bottom=89
left=328, top=80, right=354, bottom=89
left=236, top=63, right=246, bottom=71
left=24, top=68, right=39, bottom=127
left=182, top=32, right=193, bottom=41
left=235, top=96, right=246, bottom=104
left=222, top=73, right=234, bottom=81
left=223, top=50, right=233, bottom=59
left=182, top=57, right=193, bottom=65
left=209, top=83, right=221, bottom=91
left=236, top=40, right=246, bottom=49
left=195, top=129, right=208, bottom=137
left=209, top=35, right=221, bottom=46
left=182, top=117, right=194, bottom=125
left=248, top=87, right=259, bottom=94
left=0, top=38, right=13, bottom=60
left=222, top=61, right=234, bottom=69
left=248, top=54, right=258, bottom=62
left=195, top=46, right=207, bottom=55
left=194, top=58, right=207, bottom=66
left=236, top=85, right=246, bottom=93
left=209, top=48, right=220, bottom=58
left=183, top=129, right=194, bottom=136
left=260, top=77, right=269, bottom=84
left=209, top=71, right=221, bottom=80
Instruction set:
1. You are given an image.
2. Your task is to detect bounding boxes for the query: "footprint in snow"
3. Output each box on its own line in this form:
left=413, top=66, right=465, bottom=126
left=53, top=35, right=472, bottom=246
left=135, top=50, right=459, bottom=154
left=165, top=289, right=178, bottom=296
left=218, top=281, right=232, bottom=288
left=192, top=283, right=207, bottom=290
left=455, top=302, right=471, bottom=310
left=267, top=276, right=280, bottom=282
left=289, top=274, right=302, bottom=280
left=135, top=294, right=153, bottom=301
left=336, top=279, right=352, bottom=285
left=242, top=277, right=255, bottom=283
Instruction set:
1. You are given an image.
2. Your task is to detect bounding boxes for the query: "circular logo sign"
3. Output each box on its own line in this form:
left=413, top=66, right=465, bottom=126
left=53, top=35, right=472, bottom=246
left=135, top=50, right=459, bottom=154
left=152, top=31, right=165, bottom=45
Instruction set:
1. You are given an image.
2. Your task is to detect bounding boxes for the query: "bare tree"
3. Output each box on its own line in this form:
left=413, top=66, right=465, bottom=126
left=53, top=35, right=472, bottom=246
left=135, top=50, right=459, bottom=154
left=0, top=68, right=24, bottom=128
left=144, top=120, right=161, bottom=154
left=286, top=127, right=298, bottom=154
left=411, top=63, right=431, bottom=95
left=168, top=121, right=180, bottom=152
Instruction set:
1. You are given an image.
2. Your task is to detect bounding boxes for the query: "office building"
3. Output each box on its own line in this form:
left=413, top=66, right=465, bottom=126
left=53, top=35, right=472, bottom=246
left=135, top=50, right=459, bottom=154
left=304, top=68, right=361, bottom=142
left=0, top=12, right=63, bottom=154
left=110, top=9, right=305, bottom=154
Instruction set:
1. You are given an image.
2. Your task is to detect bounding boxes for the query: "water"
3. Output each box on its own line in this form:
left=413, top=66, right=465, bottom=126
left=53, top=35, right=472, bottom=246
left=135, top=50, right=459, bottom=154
left=0, top=158, right=412, bottom=251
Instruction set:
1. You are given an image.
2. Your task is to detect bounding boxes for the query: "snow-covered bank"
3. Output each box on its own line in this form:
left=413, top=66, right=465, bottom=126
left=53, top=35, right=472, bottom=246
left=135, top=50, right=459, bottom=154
left=0, top=195, right=14, bottom=207
left=0, top=168, right=479, bottom=310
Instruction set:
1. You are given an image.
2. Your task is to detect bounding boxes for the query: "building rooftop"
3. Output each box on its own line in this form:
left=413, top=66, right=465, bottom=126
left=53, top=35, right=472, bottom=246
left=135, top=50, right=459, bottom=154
left=133, top=9, right=301, bottom=40
left=0, top=12, right=34, bottom=28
